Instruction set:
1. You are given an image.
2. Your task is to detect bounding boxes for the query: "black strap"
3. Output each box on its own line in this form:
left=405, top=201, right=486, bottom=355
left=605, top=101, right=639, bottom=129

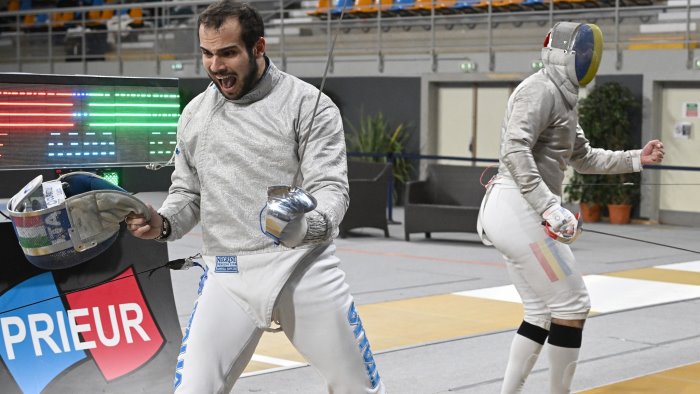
left=548, top=322, right=583, bottom=348
left=516, top=321, right=549, bottom=345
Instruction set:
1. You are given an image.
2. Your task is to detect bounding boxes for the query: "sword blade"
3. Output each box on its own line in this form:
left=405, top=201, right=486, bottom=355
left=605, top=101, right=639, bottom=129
left=291, top=5, right=348, bottom=188
left=586, top=228, right=700, bottom=254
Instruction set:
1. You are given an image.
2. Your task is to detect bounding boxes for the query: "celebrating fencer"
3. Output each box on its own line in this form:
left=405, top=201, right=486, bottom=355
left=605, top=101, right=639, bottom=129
left=125, top=1, right=385, bottom=392
left=477, top=22, right=665, bottom=393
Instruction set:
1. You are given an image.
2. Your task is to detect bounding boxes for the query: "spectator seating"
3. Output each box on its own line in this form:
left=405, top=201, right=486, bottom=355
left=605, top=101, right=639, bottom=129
left=451, top=0, right=484, bottom=13
left=7, top=0, right=19, bottom=11
left=403, top=164, right=487, bottom=241
left=10, top=0, right=144, bottom=31
left=87, top=0, right=114, bottom=27
left=331, top=0, right=356, bottom=18
left=492, top=0, right=527, bottom=11
left=308, top=0, right=333, bottom=18
left=520, top=0, right=548, bottom=10
left=128, top=7, right=144, bottom=28
left=309, top=0, right=660, bottom=19
left=349, top=0, right=394, bottom=17
left=15, top=0, right=79, bottom=39
left=339, top=160, right=391, bottom=238
left=389, top=0, right=417, bottom=16
left=0, top=0, right=20, bottom=31
left=51, top=10, right=75, bottom=29
left=20, top=0, right=47, bottom=29
left=407, top=0, right=459, bottom=15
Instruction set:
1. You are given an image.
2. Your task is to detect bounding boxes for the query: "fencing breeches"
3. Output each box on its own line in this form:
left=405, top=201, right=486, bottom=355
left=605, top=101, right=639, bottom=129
left=173, top=243, right=385, bottom=394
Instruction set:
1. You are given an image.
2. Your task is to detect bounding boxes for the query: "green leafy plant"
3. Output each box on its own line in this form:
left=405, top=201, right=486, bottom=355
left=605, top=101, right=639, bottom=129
left=607, top=173, right=641, bottom=205
left=345, top=111, right=412, bottom=200
left=565, top=82, right=641, bottom=207
left=565, top=173, right=607, bottom=204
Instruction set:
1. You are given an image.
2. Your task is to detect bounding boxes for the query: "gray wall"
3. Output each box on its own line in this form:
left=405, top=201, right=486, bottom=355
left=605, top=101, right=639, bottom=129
left=304, top=76, right=421, bottom=155
left=178, top=76, right=422, bottom=154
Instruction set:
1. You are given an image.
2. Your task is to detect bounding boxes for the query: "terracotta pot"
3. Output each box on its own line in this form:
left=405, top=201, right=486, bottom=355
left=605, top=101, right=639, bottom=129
left=608, top=204, right=632, bottom=224
left=580, top=202, right=601, bottom=223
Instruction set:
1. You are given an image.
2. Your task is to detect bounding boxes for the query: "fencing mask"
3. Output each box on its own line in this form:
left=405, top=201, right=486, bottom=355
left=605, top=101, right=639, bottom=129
left=543, top=22, right=603, bottom=87
left=7, top=172, right=149, bottom=270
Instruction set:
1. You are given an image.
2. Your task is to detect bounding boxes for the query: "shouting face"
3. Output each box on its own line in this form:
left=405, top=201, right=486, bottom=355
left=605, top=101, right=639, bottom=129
left=199, top=17, right=265, bottom=100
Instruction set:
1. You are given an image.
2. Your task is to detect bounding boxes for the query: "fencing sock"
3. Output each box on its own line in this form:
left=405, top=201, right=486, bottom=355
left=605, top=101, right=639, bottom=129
left=500, top=321, right=549, bottom=394
left=547, top=323, right=583, bottom=394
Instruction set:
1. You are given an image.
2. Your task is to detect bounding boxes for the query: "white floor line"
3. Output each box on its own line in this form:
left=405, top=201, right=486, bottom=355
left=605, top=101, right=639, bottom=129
left=250, top=354, right=306, bottom=368
left=453, top=263, right=700, bottom=314
left=241, top=355, right=307, bottom=378
left=654, top=260, right=700, bottom=272
left=584, top=275, right=700, bottom=313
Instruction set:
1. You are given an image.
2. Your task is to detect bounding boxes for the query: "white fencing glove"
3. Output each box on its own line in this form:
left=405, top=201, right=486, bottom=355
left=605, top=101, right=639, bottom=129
left=261, top=185, right=317, bottom=248
left=542, top=204, right=582, bottom=244
left=65, top=190, right=150, bottom=236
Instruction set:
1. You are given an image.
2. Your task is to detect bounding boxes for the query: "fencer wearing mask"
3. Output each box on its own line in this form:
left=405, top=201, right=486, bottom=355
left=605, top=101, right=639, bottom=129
left=476, top=22, right=665, bottom=394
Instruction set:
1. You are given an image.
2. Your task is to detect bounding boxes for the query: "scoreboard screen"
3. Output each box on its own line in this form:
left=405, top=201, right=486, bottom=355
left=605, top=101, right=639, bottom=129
left=0, top=73, right=180, bottom=170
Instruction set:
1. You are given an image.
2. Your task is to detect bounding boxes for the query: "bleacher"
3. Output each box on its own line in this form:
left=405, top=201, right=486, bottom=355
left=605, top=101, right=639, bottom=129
left=0, top=0, right=199, bottom=63
left=0, top=0, right=693, bottom=73
left=307, top=0, right=664, bottom=19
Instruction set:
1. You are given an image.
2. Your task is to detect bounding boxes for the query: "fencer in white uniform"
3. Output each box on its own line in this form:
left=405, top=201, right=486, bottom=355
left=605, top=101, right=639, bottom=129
left=477, top=22, right=665, bottom=394
left=126, top=1, right=385, bottom=393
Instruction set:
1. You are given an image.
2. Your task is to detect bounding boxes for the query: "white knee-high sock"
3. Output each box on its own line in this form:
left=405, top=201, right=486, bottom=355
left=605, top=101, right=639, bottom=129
left=547, top=323, right=583, bottom=394
left=501, top=321, right=549, bottom=394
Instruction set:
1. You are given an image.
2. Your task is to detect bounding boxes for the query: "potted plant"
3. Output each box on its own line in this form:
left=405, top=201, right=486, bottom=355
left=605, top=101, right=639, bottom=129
left=345, top=111, right=412, bottom=203
left=565, top=173, right=606, bottom=222
left=565, top=82, right=641, bottom=223
left=606, top=172, right=641, bottom=224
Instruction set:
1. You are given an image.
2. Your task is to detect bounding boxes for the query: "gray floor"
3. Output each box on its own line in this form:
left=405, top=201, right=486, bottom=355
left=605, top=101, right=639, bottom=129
left=145, top=192, right=700, bottom=393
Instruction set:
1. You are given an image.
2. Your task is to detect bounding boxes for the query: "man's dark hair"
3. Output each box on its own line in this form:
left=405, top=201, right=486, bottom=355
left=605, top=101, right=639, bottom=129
left=198, top=0, right=264, bottom=53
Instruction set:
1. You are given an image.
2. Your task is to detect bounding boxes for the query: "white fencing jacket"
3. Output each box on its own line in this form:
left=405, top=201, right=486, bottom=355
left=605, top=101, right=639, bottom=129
left=495, top=46, right=642, bottom=215
left=159, top=58, right=349, bottom=256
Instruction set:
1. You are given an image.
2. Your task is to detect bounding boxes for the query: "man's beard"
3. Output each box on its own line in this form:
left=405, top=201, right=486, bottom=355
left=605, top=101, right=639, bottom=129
left=237, top=55, right=259, bottom=99
left=211, top=53, right=259, bottom=100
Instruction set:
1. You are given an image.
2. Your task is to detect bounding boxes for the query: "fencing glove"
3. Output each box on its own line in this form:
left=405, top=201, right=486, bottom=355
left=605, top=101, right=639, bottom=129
left=542, top=204, right=582, bottom=244
left=261, top=185, right=317, bottom=248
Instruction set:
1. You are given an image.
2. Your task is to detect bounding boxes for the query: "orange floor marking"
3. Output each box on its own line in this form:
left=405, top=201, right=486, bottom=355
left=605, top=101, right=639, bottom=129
left=240, top=265, right=700, bottom=392
left=604, top=267, right=700, bottom=286
left=245, top=294, right=523, bottom=373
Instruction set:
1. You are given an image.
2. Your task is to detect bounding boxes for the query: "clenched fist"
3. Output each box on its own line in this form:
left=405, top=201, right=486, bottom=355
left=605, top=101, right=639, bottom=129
left=641, top=139, right=664, bottom=165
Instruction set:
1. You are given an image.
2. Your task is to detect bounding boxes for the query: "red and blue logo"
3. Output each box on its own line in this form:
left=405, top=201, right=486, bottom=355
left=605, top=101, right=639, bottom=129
left=0, top=267, right=164, bottom=393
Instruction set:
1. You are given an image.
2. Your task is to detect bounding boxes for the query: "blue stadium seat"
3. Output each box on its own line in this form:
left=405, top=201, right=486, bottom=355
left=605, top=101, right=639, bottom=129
left=451, top=0, right=483, bottom=13
left=331, top=0, right=356, bottom=18
left=520, top=0, right=547, bottom=10
left=389, top=0, right=417, bottom=16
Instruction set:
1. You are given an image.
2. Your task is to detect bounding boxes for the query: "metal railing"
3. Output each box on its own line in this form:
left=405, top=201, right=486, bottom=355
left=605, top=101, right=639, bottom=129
left=0, top=0, right=697, bottom=75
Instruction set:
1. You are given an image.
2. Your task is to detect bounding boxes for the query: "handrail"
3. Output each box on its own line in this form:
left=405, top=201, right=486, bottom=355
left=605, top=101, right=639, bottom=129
left=349, top=152, right=700, bottom=172
left=348, top=151, right=700, bottom=221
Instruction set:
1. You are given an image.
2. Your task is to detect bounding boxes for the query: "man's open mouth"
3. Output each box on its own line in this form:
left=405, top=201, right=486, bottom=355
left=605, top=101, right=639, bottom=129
left=218, top=76, right=236, bottom=90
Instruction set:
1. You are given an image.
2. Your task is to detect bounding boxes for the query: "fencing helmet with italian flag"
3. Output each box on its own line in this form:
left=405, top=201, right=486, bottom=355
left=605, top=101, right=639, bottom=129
left=6, top=172, right=149, bottom=270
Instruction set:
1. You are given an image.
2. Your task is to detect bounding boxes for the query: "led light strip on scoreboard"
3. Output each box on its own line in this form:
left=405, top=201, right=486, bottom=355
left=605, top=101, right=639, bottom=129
left=0, top=74, right=180, bottom=170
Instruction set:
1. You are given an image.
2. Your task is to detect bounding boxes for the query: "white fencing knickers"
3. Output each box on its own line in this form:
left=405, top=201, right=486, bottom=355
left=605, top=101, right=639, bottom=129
left=173, top=243, right=385, bottom=394
left=479, top=181, right=591, bottom=330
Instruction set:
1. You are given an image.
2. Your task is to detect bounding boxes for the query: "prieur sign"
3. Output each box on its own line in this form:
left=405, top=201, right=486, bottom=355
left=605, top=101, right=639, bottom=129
left=0, top=267, right=164, bottom=392
left=2, top=302, right=151, bottom=358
